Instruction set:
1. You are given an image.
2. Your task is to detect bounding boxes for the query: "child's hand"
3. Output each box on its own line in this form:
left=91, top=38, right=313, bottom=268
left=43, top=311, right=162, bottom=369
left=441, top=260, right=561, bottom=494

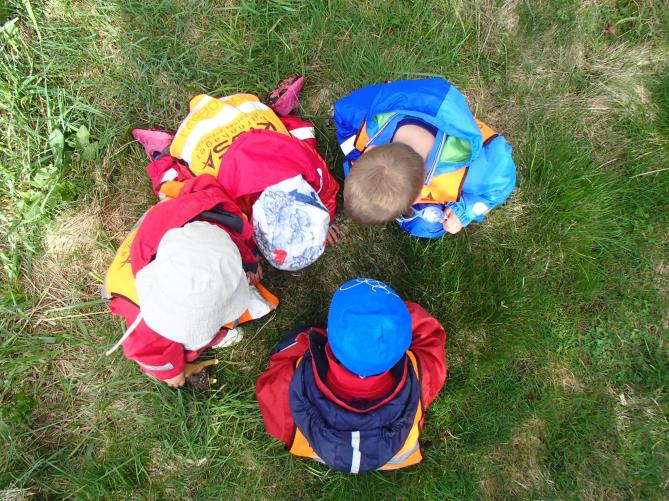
left=246, top=262, right=263, bottom=284
left=442, top=208, right=463, bottom=234
left=326, top=224, right=345, bottom=246
left=164, top=372, right=186, bottom=388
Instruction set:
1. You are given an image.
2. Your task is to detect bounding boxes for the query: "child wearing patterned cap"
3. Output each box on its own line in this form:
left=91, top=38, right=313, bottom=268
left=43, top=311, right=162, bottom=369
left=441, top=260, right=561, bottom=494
left=132, top=76, right=341, bottom=273
left=256, top=278, right=447, bottom=473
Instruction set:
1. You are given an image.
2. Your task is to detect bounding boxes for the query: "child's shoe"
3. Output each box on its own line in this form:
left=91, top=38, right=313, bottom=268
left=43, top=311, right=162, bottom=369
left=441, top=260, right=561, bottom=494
left=211, top=327, right=244, bottom=348
left=131, top=128, right=174, bottom=160
left=266, top=75, right=304, bottom=117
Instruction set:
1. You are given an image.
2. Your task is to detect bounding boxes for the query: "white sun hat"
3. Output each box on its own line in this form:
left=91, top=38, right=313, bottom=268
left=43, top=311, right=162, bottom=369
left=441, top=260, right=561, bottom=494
left=252, top=175, right=330, bottom=271
left=123, top=221, right=250, bottom=351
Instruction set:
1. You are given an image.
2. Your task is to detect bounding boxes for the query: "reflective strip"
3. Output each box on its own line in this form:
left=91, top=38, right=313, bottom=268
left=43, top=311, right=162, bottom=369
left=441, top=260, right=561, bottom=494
left=170, top=95, right=214, bottom=157
left=384, top=442, right=420, bottom=466
left=340, top=135, right=356, bottom=155
left=280, top=341, right=298, bottom=352
left=237, top=100, right=270, bottom=113
left=350, top=431, right=361, bottom=474
left=472, top=201, right=490, bottom=216
left=138, top=361, right=175, bottom=372
left=179, top=105, right=240, bottom=164
left=290, top=126, right=316, bottom=140
left=189, top=94, right=214, bottom=113
left=178, top=95, right=213, bottom=131
left=160, top=167, right=178, bottom=184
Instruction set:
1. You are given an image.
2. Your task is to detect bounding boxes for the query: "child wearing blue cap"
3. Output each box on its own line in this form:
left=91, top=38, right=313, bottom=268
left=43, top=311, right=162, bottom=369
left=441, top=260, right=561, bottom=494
left=256, top=278, right=447, bottom=473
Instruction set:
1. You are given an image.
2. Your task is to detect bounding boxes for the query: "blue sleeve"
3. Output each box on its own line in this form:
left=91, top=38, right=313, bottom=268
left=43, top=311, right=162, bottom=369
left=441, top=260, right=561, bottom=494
left=333, top=83, right=388, bottom=164
left=333, top=83, right=386, bottom=146
left=447, top=135, right=516, bottom=226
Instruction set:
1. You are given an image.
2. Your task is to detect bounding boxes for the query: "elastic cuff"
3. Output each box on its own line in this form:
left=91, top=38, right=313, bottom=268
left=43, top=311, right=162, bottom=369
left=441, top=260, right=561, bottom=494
left=142, top=363, right=184, bottom=381
left=448, top=203, right=472, bottom=227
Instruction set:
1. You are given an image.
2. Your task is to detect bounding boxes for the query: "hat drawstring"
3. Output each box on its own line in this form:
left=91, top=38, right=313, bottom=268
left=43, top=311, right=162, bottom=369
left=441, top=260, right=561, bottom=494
left=316, top=168, right=324, bottom=193
left=105, top=312, right=143, bottom=356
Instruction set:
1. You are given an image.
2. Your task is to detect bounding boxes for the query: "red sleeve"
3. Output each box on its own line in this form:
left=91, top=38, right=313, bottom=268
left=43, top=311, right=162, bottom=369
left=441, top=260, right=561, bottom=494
left=406, top=301, right=447, bottom=408
left=316, top=164, right=339, bottom=222
left=280, top=115, right=318, bottom=150
left=108, top=297, right=186, bottom=381
left=225, top=228, right=258, bottom=270
left=256, top=331, right=310, bottom=444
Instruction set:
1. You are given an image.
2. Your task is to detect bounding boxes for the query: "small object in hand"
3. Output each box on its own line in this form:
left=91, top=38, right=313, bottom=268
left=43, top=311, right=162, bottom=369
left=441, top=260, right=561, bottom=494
left=187, top=369, right=217, bottom=390
left=184, top=358, right=219, bottom=390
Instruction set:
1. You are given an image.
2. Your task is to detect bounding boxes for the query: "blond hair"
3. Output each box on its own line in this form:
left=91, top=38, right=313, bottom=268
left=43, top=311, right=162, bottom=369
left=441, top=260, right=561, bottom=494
left=344, top=143, right=424, bottom=224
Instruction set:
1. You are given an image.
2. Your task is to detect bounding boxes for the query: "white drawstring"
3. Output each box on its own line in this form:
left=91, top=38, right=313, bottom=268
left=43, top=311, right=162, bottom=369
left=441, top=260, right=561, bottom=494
left=105, top=312, right=143, bottom=356
left=316, top=168, right=324, bottom=193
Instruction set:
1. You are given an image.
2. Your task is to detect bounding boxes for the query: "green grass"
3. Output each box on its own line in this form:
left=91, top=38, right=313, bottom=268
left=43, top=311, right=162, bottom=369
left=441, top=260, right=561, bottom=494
left=1, top=0, right=668, bottom=499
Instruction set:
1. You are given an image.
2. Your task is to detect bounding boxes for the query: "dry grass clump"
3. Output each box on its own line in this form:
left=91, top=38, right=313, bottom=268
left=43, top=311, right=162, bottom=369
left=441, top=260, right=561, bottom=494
left=481, top=417, right=554, bottom=497
left=30, top=205, right=111, bottom=295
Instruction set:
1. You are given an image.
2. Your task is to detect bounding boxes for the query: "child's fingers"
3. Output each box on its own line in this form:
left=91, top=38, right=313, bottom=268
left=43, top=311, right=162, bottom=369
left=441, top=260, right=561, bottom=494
left=165, top=373, right=186, bottom=387
left=326, top=224, right=344, bottom=246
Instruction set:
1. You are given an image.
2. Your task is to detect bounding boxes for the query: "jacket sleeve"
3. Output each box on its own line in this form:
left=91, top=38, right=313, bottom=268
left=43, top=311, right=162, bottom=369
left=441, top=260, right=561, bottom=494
left=447, top=135, right=516, bottom=227
left=108, top=297, right=186, bottom=381
left=406, top=301, right=447, bottom=408
left=319, top=166, right=340, bottom=223
left=145, top=156, right=193, bottom=201
left=280, top=115, right=318, bottom=151
left=256, top=330, right=311, bottom=444
left=333, top=83, right=385, bottom=160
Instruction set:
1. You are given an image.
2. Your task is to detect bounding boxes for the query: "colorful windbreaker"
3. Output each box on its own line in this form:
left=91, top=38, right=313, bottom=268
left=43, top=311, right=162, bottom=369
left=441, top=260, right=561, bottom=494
left=256, top=302, right=447, bottom=473
left=334, top=78, right=516, bottom=237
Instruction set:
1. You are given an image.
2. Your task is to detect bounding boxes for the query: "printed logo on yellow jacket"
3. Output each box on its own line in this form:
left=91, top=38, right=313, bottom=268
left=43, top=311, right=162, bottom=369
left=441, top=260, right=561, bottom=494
left=170, top=94, right=289, bottom=176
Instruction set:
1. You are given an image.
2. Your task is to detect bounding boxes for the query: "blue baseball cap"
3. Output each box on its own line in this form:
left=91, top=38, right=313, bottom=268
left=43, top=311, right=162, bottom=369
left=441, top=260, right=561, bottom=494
left=327, top=278, right=412, bottom=377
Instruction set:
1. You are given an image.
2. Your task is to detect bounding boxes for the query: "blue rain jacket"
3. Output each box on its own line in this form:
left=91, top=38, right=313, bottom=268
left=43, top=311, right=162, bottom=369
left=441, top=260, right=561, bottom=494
left=334, top=78, right=516, bottom=238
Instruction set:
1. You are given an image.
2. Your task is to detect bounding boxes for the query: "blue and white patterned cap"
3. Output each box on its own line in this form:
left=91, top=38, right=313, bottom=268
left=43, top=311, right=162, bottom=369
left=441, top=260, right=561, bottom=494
left=252, top=175, right=330, bottom=271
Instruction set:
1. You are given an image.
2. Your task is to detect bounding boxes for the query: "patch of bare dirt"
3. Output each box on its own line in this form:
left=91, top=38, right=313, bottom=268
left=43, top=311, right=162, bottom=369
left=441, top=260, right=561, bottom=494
left=549, top=360, right=583, bottom=393
left=305, top=87, right=333, bottom=115
left=30, top=204, right=113, bottom=294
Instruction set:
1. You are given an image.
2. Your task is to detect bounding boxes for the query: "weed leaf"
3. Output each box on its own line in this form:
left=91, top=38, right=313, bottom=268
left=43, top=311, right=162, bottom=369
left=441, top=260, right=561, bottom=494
left=82, top=141, right=99, bottom=161
left=76, top=125, right=91, bottom=149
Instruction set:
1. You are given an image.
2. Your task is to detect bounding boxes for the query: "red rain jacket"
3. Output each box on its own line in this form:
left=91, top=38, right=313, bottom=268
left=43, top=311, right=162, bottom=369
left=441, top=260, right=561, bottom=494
left=107, top=176, right=258, bottom=381
left=145, top=116, right=339, bottom=222
left=256, top=302, right=447, bottom=445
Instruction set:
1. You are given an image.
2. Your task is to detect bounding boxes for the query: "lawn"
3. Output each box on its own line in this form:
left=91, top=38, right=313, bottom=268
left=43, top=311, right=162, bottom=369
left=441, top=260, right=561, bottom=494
left=1, top=0, right=667, bottom=499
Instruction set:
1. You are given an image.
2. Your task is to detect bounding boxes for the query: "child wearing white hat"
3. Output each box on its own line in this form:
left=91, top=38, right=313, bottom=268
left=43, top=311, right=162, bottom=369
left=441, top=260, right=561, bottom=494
left=103, top=177, right=278, bottom=387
